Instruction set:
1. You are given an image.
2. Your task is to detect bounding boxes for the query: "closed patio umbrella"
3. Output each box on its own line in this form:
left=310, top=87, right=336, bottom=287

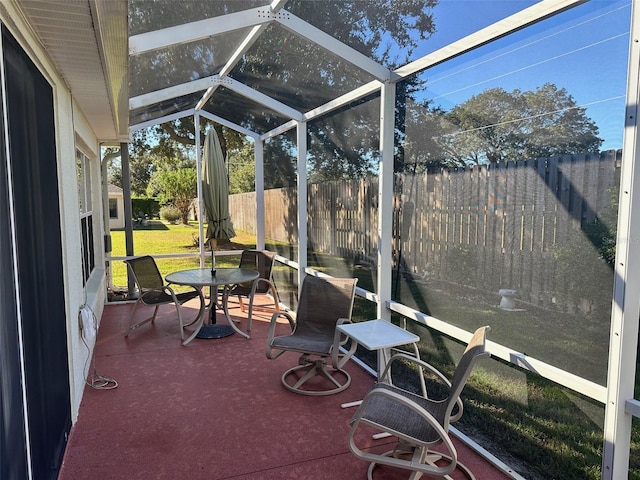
left=202, top=128, right=236, bottom=256
left=199, top=128, right=236, bottom=338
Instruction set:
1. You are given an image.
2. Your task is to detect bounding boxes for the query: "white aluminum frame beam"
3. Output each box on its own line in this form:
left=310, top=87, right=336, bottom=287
left=260, top=80, right=385, bottom=140
left=277, top=12, right=395, bottom=82
left=296, top=121, right=308, bottom=291
left=395, top=0, right=585, bottom=78
left=260, top=120, right=298, bottom=141
left=129, top=109, right=195, bottom=134
left=194, top=114, right=205, bottom=267
left=254, top=139, right=266, bottom=250
left=220, top=0, right=288, bottom=80
left=303, top=81, right=382, bottom=122
left=196, top=1, right=290, bottom=110
left=131, top=75, right=302, bottom=122
left=129, top=7, right=272, bottom=55
left=373, top=81, right=396, bottom=376
left=199, top=110, right=258, bottom=139
left=602, top=0, right=640, bottom=476
left=130, top=75, right=228, bottom=110
left=377, top=81, right=395, bottom=321
left=224, top=77, right=303, bottom=121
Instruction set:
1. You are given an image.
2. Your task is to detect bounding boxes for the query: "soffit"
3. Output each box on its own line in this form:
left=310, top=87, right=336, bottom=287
left=14, top=0, right=128, bottom=143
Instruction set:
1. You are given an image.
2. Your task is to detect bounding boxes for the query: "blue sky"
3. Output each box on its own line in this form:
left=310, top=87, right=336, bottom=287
left=401, top=0, right=632, bottom=151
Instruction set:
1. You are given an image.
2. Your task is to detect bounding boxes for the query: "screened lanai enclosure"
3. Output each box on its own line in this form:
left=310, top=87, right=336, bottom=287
left=107, top=0, right=640, bottom=478
left=64, top=0, right=640, bottom=478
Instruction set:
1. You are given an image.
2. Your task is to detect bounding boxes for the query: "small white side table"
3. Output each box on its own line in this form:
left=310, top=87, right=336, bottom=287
left=338, top=319, right=419, bottom=408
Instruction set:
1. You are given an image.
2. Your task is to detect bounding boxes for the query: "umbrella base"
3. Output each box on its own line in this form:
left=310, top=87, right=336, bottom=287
left=196, top=324, right=234, bottom=339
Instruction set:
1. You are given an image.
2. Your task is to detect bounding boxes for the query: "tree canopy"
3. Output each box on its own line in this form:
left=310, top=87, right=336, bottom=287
left=432, top=84, right=603, bottom=166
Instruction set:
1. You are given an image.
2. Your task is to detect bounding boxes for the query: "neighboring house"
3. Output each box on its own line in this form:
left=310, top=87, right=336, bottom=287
left=108, top=184, right=125, bottom=229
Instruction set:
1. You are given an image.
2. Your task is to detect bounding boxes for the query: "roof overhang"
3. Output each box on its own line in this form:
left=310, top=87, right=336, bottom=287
left=13, top=0, right=129, bottom=144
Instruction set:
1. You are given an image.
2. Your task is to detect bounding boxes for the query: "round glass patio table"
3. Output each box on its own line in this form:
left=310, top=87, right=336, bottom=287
left=166, top=268, right=259, bottom=344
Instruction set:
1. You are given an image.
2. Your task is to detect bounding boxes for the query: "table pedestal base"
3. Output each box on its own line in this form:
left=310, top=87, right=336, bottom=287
left=196, top=324, right=234, bottom=339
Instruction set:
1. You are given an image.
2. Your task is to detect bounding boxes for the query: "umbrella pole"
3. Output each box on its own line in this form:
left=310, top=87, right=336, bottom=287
left=208, top=238, right=220, bottom=323
left=210, top=238, right=217, bottom=274
left=195, top=236, right=234, bottom=340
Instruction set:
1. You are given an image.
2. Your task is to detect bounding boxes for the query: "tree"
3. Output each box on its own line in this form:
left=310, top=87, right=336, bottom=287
left=147, top=167, right=197, bottom=224
left=397, top=97, right=452, bottom=172
left=108, top=153, right=158, bottom=196
left=228, top=142, right=255, bottom=194
left=436, top=84, right=603, bottom=166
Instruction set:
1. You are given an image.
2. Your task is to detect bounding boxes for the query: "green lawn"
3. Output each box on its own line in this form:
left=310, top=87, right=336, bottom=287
left=108, top=221, right=257, bottom=288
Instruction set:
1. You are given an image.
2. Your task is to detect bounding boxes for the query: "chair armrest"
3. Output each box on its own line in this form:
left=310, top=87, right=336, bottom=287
left=381, top=353, right=450, bottom=387
left=256, top=278, right=280, bottom=304
left=136, top=286, right=167, bottom=303
left=265, top=311, right=295, bottom=359
left=335, top=318, right=352, bottom=346
left=332, top=318, right=356, bottom=369
left=161, top=284, right=181, bottom=302
left=380, top=352, right=464, bottom=421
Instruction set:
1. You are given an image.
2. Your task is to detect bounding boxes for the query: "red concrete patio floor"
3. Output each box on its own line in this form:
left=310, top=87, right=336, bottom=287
left=59, top=298, right=519, bottom=480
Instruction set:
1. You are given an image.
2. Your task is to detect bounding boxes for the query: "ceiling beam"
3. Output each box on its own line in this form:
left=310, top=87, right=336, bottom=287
left=277, top=12, right=395, bottom=82
left=129, top=109, right=196, bottom=133
left=395, top=0, right=585, bottom=78
left=130, top=75, right=226, bottom=110
left=131, top=74, right=301, bottom=125
left=196, top=1, right=290, bottom=109
left=199, top=110, right=259, bottom=139
left=223, top=77, right=303, bottom=121
left=129, top=7, right=271, bottom=55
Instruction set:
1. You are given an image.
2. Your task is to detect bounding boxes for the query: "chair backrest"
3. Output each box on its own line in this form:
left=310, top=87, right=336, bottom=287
left=238, top=250, right=276, bottom=293
left=295, top=275, right=357, bottom=339
left=232, top=250, right=276, bottom=295
left=124, top=255, right=164, bottom=290
left=444, top=326, right=491, bottom=421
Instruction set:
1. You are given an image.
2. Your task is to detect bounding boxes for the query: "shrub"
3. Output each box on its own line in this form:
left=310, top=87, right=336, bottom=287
left=159, top=205, right=182, bottom=224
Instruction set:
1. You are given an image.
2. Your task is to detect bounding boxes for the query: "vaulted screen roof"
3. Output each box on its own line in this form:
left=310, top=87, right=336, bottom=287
left=127, top=0, right=543, bottom=138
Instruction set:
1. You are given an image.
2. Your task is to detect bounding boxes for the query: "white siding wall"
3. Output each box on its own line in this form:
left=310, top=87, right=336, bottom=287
left=0, top=3, right=107, bottom=423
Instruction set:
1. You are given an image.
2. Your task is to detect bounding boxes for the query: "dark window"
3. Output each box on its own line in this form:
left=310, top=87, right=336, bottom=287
left=76, top=149, right=95, bottom=284
left=109, top=198, right=118, bottom=219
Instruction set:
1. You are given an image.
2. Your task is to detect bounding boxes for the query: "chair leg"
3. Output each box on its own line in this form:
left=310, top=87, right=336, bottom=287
left=174, top=302, right=185, bottom=341
left=124, top=300, right=140, bottom=337
left=281, top=356, right=351, bottom=396
left=366, top=446, right=475, bottom=480
left=238, top=296, right=247, bottom=312
left=125, top=300, right=156, bottom=337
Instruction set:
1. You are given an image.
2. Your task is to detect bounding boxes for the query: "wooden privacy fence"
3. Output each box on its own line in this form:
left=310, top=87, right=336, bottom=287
left=229, top=150, right=621, bottom=313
